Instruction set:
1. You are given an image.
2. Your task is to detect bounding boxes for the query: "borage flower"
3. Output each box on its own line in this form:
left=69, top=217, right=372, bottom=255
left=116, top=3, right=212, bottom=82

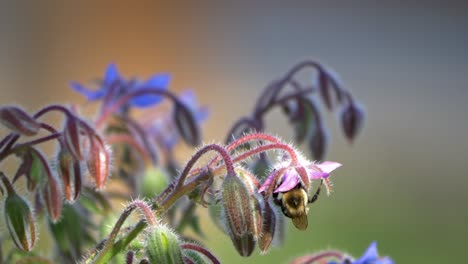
left=351, top=241, right=394, bottom=264
left=290, top=241, right=393, bottom=264
left=258, top=161, right=341, bottom=230
left=70, top=63, right=170, bottom=108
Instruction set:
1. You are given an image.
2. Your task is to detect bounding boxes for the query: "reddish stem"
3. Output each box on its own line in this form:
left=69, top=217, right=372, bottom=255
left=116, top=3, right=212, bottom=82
left=232, top=143, right=298, bottom=165
left=177, top=144, right=234, bottom=189
left=289, top=250, right=344, bottom=264
left=181, top=243, right=221, bottom=264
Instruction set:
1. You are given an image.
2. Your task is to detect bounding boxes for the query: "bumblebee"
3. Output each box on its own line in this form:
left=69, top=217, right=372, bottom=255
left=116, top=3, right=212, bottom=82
left=273, top=180, right=323, bottom=230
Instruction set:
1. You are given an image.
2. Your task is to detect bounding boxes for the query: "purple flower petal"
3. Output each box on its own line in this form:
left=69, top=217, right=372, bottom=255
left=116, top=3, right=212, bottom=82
left=275, top=176, right=299, bottom=193
left=316, top=161, right=342, bottom=173
left=104, top=63, right=120, bottom=86
left=309, top=171, right=329, bottom=180
left=196, top=106, right=210, bottom=122
left=130, top=73, right=170, bottom=108
left=274, top=169, right=299, bottom=193
left=258, top=174, right=275, bottom=193
left=70, top=82, right=106, bottom=101
left=354, top=241, right=379, bottom=264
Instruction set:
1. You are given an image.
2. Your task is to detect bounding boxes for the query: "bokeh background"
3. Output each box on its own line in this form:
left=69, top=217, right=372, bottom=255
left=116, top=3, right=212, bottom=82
left=1, top=1, right=467, bottom=263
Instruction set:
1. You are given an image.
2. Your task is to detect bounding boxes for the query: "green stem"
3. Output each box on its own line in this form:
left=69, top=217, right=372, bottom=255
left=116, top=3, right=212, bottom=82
left=90, top=200, right=156, bottom=263
left=88, top=163, right=212, bottom=264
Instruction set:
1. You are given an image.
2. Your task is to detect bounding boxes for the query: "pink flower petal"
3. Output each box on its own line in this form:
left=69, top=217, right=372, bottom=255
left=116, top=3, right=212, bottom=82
left=258, top=174, right=275, bottom=193
left=316, top=161, right=342, bottom=173
left=275, top=170, right=299, bottom=193
left=309, top=171, right=329, bottom=180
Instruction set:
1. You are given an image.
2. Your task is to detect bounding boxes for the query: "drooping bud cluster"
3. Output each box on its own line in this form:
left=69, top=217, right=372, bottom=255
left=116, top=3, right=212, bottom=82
left=219, top=168, right=281, bottom=256
left=226, top=60, right=365, bottom=160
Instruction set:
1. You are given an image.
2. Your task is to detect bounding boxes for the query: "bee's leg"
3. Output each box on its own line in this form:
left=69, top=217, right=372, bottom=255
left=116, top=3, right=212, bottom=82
left=308, top=180, right=323, bottom=204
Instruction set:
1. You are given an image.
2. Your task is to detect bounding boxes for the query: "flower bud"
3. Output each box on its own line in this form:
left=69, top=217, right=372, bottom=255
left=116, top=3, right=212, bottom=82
left=341, top=102, right=365, bottom=143
left=258, top=201, right=276, bottom=253
left=309, top=125, right=328, bottom=161
left=0, top=106, right=41, bottom=136
left=87, top=136, right=110, bottom=190
left=28, top=148, right=63, bottom=222
left=42, top=175, right=64, bottom=223
left=221, top=173, right=257, bottom=256
left=63, top=117, right=86, bottom=161
left=173, top=103, right=201, bottom=146
left=145, top=225, right=184, bottom=264
left=318, top=70, right=333, bottom=110
left=2, top=187, right=36, bottom=251
left=57, top=149, right=82, bottom=202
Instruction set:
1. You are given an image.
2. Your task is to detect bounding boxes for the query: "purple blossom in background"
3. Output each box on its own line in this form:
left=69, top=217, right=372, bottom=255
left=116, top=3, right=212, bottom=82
left=70, top=63, right=170, bottom=108
left=352, top=242, right=394, bottom=264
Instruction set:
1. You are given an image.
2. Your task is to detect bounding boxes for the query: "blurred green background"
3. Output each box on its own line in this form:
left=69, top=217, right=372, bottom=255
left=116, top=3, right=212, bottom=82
left=1, top=1, right=467, bottom=263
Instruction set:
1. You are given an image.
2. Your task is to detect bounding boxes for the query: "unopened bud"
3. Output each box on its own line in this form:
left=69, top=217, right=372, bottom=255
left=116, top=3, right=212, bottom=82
left=258, top=201, right=276, bottom=253
left=28, top=148, right=63, bottom=222
left=145, top=225, right=184, bottom=264
left=87, top=136, right=110, bottom=190
left=318, top=71, right=333, bottom=110
left=63, top=117, right=86, bottom=161
left=309, top=125, right=328, bottom=161
left=42, top=175, right=63, bottom=223
left=221, top=173, right=257, bottom=256
left=0, top=106, right=41, bottom=136
left=341, top=102, right=365, bottom=143
left=2, top=181, right=36, bottom=251
left=57, top=149, right=82, bottom=202
left=173, top=103, right=201, bottom=146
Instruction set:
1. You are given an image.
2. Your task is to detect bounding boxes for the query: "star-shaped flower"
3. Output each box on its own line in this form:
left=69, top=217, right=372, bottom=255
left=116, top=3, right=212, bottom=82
left=258, top=161, right=341, bottom=194
left=70, top=63, right=170, bottom=108
left=352, top=242, right=394, bottom=264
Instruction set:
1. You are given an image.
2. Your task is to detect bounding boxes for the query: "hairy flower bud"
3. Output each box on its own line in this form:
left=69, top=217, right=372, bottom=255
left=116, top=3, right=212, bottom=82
left=1, top=173, right=36, bottom=252
left=28, top=148, right=63, bottom=222
left=318, top=70, right=333, bottom=110
left=341, top=102, right=365, bottom=143
left=42, top=175, right=64, bottom=223
left=309, top=125, right=328, bottom=161
left=173, top=103, right=201, bottom=146
left=145, top=225, right=184, bottom=264
left=57, top=149, right=82, bottom=202
left=221, top=173, right=258, bottom=256
left=63, top=117, right=86, bottom=161
left=87, top=136, right=110, bottom=190
left=0, top=106, right=41, bottom=136
left=258, top=201, right=276, bottom=253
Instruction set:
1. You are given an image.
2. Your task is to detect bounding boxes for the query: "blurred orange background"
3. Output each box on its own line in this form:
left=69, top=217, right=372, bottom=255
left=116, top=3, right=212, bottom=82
left=1, top=1, right=467, bottom=263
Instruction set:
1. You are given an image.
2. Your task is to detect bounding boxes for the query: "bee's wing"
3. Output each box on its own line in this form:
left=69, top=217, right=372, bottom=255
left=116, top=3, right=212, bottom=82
left=291, top=214, right=308, bottom=230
